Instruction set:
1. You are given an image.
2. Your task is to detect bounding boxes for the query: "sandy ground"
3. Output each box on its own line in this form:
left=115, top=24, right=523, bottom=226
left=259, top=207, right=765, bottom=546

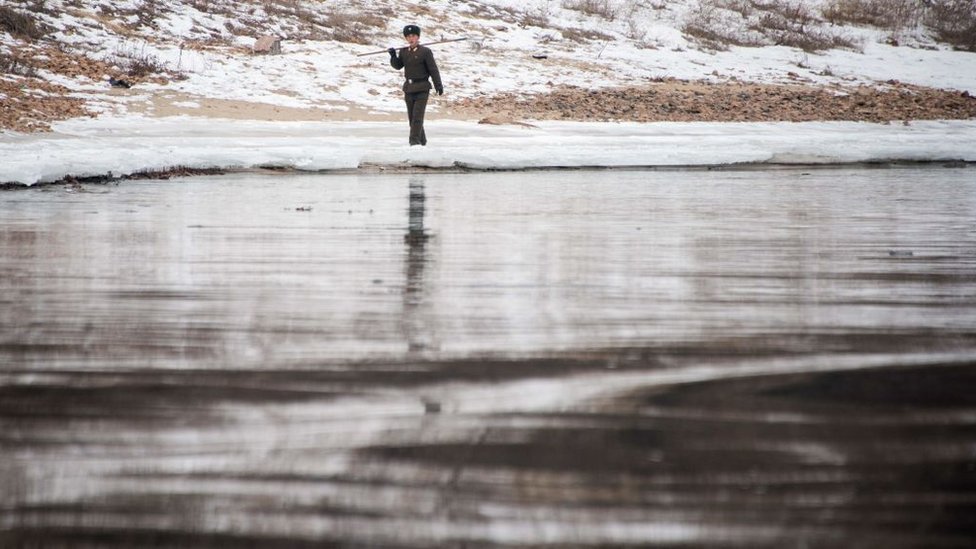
left=4, top=2, right=976, bottom=133
left=119, top=89, right=405, bottom=122
left=4, top=67, right=976, bottom=132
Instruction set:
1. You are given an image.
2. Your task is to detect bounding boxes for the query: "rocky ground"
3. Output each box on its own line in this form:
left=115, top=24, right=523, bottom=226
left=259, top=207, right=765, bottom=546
left=3, top=0, right=976, bottom=133
left=0, top=77, right=90, bottom=133
left=5, top=74, right=976, bottom=133
left=448, top=79, right=976, bottom=124
left=1, top=43, right=176, bottom=132
left=3, top=42, right=976, bottom=131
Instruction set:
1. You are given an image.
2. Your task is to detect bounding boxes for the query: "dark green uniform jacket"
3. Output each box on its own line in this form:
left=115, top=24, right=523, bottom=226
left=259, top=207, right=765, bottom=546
left=390, top=45, right=443, bottom=94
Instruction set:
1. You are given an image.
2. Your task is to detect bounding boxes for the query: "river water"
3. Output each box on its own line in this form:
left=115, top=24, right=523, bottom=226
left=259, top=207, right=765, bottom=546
left=1, top=167, right=975, bottom=547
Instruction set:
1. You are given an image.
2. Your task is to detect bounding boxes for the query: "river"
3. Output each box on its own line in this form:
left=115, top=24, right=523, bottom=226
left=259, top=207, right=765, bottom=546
left=2, top=166, right=975, bottom=547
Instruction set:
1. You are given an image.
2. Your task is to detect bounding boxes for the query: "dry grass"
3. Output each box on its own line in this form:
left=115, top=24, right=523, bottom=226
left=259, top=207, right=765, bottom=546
left=188, top=0, right=221, bottom=13
left=754, top=1, right=859, bottom=51
left=180, top=0, right=388, bottom=44
left=626, top=15, right=648, bottom=42
left=682, top=1, right=764, bottom=50
left=120, top=54, right=167, bottom=78
left=561, top=0, right=621, bottom=21
left=0, top=76, right=89, bottom=133
left=561, top=26, right=616, bottom=42
left=822, top=0, right=975, bottom=51
left=683, top=0, right=859, bottom=52
left=718, top=0, right=755, bottom=17
left=181, top=37, right=233, bottom=51
left=323, top=8, right=388, bottom=45
left=521, top=12, right=550, bottom=29
left=131, top=0, right=163, bottom=27
left=925, top=0, right=976, bottom=51
left=108, top=43, right=172, bottom=79
left=0, top=51, right=38, bottom=77
left=263, top=0, right=325, bottom=24
left=0, top=5, right=48, bottom=41
left=457, top=2, right=521, bottom=25
left=821, top=0, right=924, bottom=31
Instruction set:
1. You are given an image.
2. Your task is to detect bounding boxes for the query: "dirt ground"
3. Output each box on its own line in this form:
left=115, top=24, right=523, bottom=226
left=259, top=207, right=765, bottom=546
left=0, top=77, right=90, bottom=132
left=3, top=50, right=976, bottom=132
left=446, top=78, right=976, bottom=124
left=121, top=90, right=402, bottom=122
left=3, top=11, right=976, bottom=132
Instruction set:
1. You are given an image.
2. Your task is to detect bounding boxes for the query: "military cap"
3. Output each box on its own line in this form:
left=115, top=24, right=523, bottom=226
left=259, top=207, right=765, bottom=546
left=403, top=24, right=421, bottom=36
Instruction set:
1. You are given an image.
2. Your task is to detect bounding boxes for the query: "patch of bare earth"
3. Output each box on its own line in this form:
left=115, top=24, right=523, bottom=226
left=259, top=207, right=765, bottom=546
left=448, top=79, right=976, bottom=123
left=0, top=77, right=89, bottom=133
left=18, top=44, right=115, bottom=81
left=127, top=91, right=400, bottom=122
left=0, top=43, right=172, bottom=133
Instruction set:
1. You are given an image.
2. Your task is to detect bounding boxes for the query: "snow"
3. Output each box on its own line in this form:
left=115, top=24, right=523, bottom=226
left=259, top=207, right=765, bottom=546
left=3, top=116, right=975, bottom=185
left=1, top=0, right=975, bottom=184
left=16, top=0, right=976, bottom=112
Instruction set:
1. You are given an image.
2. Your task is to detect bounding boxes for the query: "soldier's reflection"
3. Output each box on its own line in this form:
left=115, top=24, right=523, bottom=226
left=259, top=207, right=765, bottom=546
left=403, top=176, right=436, bottom=352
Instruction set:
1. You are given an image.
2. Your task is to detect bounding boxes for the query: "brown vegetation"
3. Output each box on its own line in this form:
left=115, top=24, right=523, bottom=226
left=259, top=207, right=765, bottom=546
left=324, top=8, right=389, bottom=45
left=0, top=5, right=48, bottom=41
left=25, top=44, right=114, bottom=80
left=561, top=26, right=616, bottom=42
left=0, top=42, right=171, bottom=133
left=109, top=48, right=171, bottom=79
left=754, top=1, right=853, bottom=51
left=683, top=0, right=860, bottom=52
left=0, top=77, right=90, bottom=132
left=3, top=0, right=974, bottom=135
left=925, top=0, right=976, bottom=52
left=562, top=0, right=622, bottom=21
left=822, top=0, right=976, bottom=52
left=822, top=0, right=923, bottom=31
left=0, top=51, right=38, bottom=77
left=683, top=0, right=975, bottom=52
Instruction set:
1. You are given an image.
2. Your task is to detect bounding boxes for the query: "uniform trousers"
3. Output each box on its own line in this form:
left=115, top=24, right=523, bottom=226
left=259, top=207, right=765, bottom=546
left=404, top=91, right=429, bottom=146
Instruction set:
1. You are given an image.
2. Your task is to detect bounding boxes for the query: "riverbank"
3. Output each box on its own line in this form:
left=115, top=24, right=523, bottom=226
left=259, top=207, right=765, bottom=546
left=3, top=117, right=976, bottom=187
left=448, top=79, right=976, bottom=123
left=6, top=78, right=976, bottom=134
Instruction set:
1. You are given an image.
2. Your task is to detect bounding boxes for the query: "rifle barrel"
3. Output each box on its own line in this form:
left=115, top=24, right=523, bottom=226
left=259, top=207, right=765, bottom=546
left=357, top=37, right=468, bottom=57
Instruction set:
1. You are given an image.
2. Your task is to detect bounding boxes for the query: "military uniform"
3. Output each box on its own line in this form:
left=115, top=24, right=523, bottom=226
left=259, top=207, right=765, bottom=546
left=389, top=26, right=443, bottom=146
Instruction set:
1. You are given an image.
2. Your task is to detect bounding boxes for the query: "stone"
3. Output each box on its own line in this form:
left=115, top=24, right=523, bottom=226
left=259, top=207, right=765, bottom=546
left=253, top=35, right=282, bottom=55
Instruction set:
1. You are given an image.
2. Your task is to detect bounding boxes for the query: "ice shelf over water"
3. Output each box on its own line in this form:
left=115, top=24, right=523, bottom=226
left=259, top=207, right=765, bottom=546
left=3, top=117, right=976, bottom=185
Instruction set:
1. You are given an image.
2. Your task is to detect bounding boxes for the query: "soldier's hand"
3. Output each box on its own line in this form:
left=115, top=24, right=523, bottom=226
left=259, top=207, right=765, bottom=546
left=435, top=86, right=444, bottom=96
left=387, top=48, right=396, bottom=57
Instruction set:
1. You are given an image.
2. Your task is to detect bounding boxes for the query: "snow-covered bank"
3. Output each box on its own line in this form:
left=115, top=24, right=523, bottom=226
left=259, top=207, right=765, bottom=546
left=3, top=116, right=976, bottom=186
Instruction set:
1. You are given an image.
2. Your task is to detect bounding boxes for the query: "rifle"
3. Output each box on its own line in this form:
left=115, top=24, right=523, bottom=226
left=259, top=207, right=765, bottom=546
left=357, top=37, right=468, bottom=57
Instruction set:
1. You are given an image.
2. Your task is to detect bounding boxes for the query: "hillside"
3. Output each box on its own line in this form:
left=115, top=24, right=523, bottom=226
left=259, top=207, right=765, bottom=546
left=2, top=0, right=976, bottom=132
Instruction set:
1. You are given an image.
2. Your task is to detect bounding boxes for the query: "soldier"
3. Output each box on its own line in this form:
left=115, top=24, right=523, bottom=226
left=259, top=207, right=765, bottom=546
left=388, top=25, right=443, bottom=146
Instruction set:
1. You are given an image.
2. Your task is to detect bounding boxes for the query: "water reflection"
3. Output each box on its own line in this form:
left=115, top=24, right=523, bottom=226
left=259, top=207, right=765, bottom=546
left=403, top=176, right=436, bottom=353
left=1, top=167, right=975, bottom=547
